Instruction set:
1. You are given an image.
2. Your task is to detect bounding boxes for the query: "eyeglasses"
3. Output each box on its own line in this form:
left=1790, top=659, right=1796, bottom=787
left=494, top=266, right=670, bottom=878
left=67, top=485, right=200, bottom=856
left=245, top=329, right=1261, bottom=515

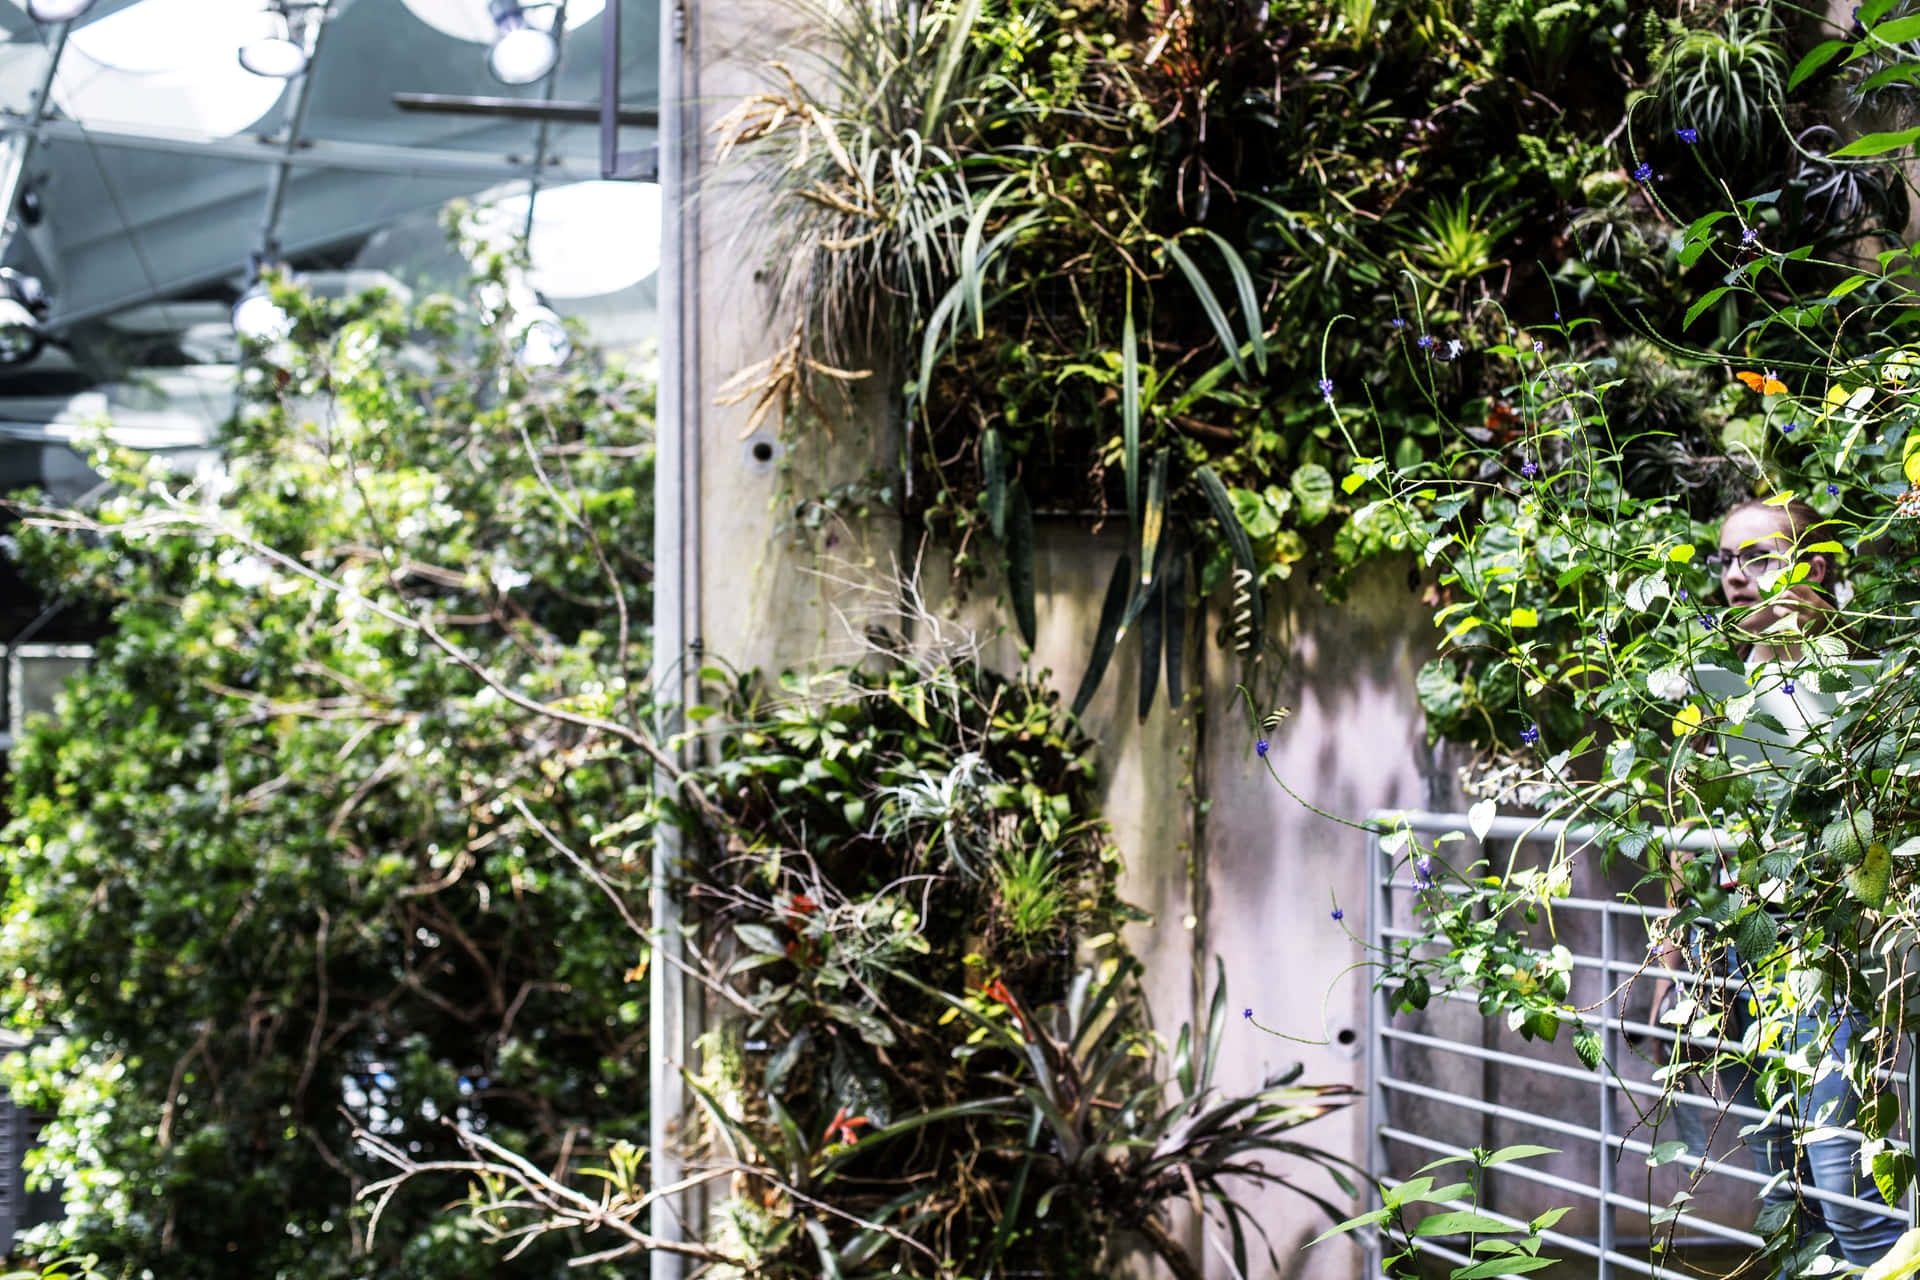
left=1705, top=548, right=1788, bottom=572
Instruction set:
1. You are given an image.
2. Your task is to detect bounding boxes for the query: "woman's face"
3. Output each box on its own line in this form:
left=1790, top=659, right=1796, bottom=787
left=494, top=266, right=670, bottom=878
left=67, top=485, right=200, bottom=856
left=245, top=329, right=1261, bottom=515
left=1717, top=505, right=1828, bottom=639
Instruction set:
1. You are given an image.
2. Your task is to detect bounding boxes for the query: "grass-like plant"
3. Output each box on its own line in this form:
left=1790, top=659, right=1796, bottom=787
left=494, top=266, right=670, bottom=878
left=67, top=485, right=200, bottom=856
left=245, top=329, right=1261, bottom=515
left=1649, top=5, right=1788, bottom=174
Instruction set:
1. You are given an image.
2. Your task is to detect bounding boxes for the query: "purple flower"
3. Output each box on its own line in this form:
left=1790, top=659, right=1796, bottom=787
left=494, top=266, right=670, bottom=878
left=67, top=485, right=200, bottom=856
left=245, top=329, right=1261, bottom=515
left=1255, top=739, right=1269, bottom=757
left=1417, top=333, right=1435, bottom=352
left=1783, top=421, right=1799, bottom=434
left=1677, top=127, right=1699, bottom=144
left=1695, top=613, right=1713, bottom=630
left=1414, top=855, right=1435, bottom=887
left=1318, top=377, right=1335, bottom=403
left=1784, top=680, right=1796, bottom=695
left=1331, top=906, right=1344, bottom=922
left=1520, top=725, right=1541, bottom=746
left=1243, top=1007, right=1253, bottom=1020
left=1829, top=483, right=1840, bottom=495
left=1522, top=461, right=1538, bottom=479
left=1391, top=317, right=1406, bottom=330
left=1633, top=161, right=1654, bottom=184
left=1741, top=226, right=1759, bottom=248
left=1678, top=586, right=1689, bottom=601
left=1532, top=339, right=1544, bottom=354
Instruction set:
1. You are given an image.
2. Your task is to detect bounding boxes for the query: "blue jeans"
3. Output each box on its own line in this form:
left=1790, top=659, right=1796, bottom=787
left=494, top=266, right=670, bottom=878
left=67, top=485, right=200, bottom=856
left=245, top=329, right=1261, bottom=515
left=1717, top=998, right=1906, bottom=1270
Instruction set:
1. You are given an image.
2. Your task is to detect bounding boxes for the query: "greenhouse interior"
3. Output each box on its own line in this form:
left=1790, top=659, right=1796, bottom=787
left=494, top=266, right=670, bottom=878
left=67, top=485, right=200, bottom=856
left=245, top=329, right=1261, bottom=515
left=4, top=0, right=1920, bottom=1278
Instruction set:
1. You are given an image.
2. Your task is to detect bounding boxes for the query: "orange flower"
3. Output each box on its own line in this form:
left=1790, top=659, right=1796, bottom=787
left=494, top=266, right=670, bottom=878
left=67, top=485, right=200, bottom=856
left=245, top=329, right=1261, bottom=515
left=822, top=1106, right=870, bottom=1146
left=985, top=978, right=1035, bottom=1041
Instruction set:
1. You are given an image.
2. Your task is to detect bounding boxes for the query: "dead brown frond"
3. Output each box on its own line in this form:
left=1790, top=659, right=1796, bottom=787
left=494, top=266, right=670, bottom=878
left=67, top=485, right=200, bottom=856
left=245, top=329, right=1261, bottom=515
left=713, top=326, right=873, bottom=440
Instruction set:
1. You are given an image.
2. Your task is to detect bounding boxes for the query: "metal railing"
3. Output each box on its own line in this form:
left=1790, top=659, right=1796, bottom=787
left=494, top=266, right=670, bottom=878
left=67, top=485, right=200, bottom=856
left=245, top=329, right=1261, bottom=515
left=1363, top=810, right=1917, bottom=1278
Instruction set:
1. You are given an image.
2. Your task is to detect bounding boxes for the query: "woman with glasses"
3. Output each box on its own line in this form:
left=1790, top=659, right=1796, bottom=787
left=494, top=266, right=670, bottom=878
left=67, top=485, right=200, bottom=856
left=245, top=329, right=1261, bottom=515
left=1661, top=498, right=1900, bottom=1273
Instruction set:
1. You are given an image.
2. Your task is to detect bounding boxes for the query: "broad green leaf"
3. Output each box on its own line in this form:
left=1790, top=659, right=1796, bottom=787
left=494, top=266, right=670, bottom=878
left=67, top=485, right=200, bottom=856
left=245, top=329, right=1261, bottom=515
left=1831, top=126, right=1920, bottom=158
left=1413, top=1210, right=1517, bottom=1237
left=1788, top=39, right=1848, bottom=91
left=1483, top=1144, right=1558, bottom=1166
left=1071, top=554, right=1133, bottom=718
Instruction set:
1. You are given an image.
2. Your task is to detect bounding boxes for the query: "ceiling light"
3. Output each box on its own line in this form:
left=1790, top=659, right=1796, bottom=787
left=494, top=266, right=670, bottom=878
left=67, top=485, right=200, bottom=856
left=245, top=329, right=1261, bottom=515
left=400, top=0, right=599, bottom=44
left=0, top=269, right=49, bottom=366
left=487, top=0, right=557, bottom=84
left=26, top=0, right=97, bottom=21
left=232, top=279, right=293, bottom=343
left=238, top=6, right=311, bottom=78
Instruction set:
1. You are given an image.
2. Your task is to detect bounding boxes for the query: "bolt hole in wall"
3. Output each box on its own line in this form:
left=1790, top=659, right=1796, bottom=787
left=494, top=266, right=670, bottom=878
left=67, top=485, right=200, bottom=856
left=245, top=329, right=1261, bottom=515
left=744, top=432, right=780, bottom=470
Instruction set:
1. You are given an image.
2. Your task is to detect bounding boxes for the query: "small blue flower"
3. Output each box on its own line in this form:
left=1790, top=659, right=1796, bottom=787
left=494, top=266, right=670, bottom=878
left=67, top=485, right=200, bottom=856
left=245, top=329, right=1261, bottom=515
left=1783, top=421, right=1799, bottom=434
left=1255, top=739, right=1269, bottom=757
left=1532, top=339, right=1544, bottom=354
left=1391, top=317, right=1406, bottom=330
left=1633, top=161, right=1654, bottom=184
left=1678, top=586, right=1689, bottom=601
left=1553, top=310, right=1562, bottom=320
left=1520, top=725, right=1541, bottom=746
left=1522, top=461, right=1538, bottom=479
left=1677, top=127, right=1699, bottom=145
left=1784, top=680, right=1796, bottom=695
left=1829, top=483, right=1840, bottom=495
left=1243, top=1007, right=1253, bottom=1020
left=1414, top=854, right=1435, bottom=887
left=1331, top=907, right=1344, bottom=922
left=1695, top=612, right=1713, bottom=630
left=1417, top=333, right=1434, bottom=351
left=1741, top=226, right=1759, bottom=248
left=1318, top=377, right=1335, bottom=403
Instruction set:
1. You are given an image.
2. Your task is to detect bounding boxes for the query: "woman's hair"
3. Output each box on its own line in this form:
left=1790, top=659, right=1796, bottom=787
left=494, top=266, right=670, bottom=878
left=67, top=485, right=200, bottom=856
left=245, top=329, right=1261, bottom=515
left=1721, top=497, right=1841, bottom=601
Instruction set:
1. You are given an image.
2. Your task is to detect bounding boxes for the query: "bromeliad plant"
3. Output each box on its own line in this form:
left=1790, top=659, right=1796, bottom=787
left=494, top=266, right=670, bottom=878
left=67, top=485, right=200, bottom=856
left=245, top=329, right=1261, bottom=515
left=668, top=652, right=1352, bottom=1279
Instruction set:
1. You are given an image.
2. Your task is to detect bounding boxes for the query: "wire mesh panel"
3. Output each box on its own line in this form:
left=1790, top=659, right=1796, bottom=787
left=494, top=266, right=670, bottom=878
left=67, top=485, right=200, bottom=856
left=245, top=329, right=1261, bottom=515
left=1364, top=811, right=1915, bottom=1279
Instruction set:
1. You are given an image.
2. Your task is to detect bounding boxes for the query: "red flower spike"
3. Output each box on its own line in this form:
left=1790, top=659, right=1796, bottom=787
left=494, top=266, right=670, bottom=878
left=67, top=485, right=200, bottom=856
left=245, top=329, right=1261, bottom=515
left=822, top=1105, right=870, bottom=1146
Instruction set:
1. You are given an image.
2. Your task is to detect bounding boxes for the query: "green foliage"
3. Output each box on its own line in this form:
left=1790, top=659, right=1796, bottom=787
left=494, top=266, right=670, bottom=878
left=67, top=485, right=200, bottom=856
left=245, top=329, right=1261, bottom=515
left=677, top=655, right=1349, bottom=1279
left=1315, top=1144, right=1565, bottom=1278
left=717, top=0, right=1894, bottom=718
left=1297, top=37, right=1920, bottom=1257
left=1, top=257, right=655, bottom=1278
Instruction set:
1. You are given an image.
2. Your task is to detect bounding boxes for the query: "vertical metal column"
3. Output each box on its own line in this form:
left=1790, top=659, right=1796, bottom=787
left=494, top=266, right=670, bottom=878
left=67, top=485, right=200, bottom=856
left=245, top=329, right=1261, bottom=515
left=1598, top=903, right=1617, bottom=1279
left=1365, top=827, right=1387, bottom=1278
left=649, top=0, right=691, bottom=1276
left=1910, top=1033, right=1919, bottom=1229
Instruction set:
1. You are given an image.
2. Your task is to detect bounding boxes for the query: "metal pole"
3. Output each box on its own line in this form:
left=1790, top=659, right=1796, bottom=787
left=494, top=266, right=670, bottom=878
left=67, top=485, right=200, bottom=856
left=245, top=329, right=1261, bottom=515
left=0, top=19, right=71, bottom=254
left=256, top=7, right=335, bottom=258
left=521, top=0, right=569, bottom=242
left=1365, top=827, right=1386, bottom=1278
left=649, top=0, right=691, bottom=1276
left=1598, top=902, right=1617, bottom=1278
left=599, top=0, right=619, bottom=179
left=1910, top=1033, right=1918, bottom=1229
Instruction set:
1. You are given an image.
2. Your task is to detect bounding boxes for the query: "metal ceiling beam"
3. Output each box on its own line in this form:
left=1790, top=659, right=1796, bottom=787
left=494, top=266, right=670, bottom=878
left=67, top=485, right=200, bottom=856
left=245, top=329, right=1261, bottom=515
left=391, top=93, right=657, bottom=128
left=4, top=116, right=610, bottom=182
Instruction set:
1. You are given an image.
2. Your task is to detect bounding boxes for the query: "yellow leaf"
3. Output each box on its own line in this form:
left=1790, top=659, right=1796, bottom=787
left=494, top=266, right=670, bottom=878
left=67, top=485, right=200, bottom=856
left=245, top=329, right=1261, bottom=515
left=1671, top=704, right=1704, bottom=737
left=1508, top=607, right=1540, bottom=628
left=1666, top=544, right=1696, bottom=563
